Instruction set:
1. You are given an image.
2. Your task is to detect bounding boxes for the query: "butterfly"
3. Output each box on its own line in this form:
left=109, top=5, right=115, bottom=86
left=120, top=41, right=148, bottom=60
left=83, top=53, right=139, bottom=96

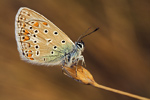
left=15, top=7, right=98, bottom=68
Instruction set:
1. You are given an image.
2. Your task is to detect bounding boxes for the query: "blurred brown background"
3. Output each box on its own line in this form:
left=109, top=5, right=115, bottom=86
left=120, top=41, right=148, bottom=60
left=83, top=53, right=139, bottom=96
left=0, top=0, right=150, bottom=100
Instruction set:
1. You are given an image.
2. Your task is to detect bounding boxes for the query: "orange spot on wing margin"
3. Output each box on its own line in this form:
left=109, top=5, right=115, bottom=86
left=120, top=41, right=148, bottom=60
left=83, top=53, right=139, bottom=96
left=43, top=22, right=48, bottom=26
left=34, top=22, right=39, bottom=27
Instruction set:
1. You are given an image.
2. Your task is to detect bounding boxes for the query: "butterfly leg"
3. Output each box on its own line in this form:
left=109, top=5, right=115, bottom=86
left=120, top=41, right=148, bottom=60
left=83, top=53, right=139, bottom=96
left=69, top=62, right=78, bottom=77
left=72, top=56, right=85, bottom=73
left=75, top=65, right=78, bottom=77
left=61, top=60, right=72, bottom=77
left=77, top=55, right=86, bottom=67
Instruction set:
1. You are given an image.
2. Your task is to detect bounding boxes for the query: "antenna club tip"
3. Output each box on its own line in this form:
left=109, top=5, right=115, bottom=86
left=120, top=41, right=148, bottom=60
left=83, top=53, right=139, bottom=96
left=94, top=27, right=99, bottom=31
left=78, top=27, right=99, bottom=41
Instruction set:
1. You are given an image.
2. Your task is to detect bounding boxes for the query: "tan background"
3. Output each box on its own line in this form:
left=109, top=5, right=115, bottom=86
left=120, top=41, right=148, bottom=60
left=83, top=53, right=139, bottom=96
left=0, top=0, right=150, bottom=100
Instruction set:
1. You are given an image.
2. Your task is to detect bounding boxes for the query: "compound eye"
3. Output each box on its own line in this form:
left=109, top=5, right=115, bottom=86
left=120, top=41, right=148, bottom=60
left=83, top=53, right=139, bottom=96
left=77, top=43, right=83, bottom=48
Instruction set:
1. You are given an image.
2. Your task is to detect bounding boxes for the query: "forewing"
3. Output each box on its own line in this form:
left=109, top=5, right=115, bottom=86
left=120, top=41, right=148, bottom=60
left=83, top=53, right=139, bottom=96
left=15, top=7, right=74, bottom=65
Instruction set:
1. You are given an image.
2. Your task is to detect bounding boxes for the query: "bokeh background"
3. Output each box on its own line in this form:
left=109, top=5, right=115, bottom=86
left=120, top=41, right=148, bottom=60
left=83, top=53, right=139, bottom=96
left=0, top=0, right=150, bottom=100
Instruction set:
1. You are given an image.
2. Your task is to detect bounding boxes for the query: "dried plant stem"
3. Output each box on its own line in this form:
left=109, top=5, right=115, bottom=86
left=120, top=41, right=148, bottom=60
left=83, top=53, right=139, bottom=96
left=92, top=82, right=150, bottom=100
left=63, top=65, right=150, bottom=100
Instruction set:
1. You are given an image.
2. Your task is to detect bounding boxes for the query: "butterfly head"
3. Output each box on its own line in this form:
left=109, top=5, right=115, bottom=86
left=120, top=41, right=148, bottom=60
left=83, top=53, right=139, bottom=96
left=75, top=40, right=85, bottom=52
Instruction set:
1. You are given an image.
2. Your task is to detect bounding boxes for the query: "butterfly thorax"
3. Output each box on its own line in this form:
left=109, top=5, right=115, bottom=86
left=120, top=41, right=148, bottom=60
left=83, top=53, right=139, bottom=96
left=63, top=41, right=85, bottom=67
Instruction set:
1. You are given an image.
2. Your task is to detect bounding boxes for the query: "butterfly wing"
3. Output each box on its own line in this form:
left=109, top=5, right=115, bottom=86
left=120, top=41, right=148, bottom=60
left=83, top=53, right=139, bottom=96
left=15, top=7, right=75, bottom=66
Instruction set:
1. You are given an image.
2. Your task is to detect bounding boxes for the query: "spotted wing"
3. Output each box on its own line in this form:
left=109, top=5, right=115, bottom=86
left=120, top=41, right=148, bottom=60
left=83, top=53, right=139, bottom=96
left=15, top=7, right=75, bottom=66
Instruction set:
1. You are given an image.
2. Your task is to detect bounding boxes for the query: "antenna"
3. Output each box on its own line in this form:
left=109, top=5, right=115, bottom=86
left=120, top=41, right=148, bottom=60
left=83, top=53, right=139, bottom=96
left=77, top=27, right=99, bottom=42
left=77, top=27, right=92, bottom=42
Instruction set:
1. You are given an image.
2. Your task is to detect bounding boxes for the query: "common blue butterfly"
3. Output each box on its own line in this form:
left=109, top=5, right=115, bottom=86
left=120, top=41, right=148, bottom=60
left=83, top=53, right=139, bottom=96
left=15, top=7, right=98, bottom=68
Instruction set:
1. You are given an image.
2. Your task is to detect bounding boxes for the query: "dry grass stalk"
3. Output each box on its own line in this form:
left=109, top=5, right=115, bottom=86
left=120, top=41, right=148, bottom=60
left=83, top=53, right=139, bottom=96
left=63, top=65, right=150, bottom=100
